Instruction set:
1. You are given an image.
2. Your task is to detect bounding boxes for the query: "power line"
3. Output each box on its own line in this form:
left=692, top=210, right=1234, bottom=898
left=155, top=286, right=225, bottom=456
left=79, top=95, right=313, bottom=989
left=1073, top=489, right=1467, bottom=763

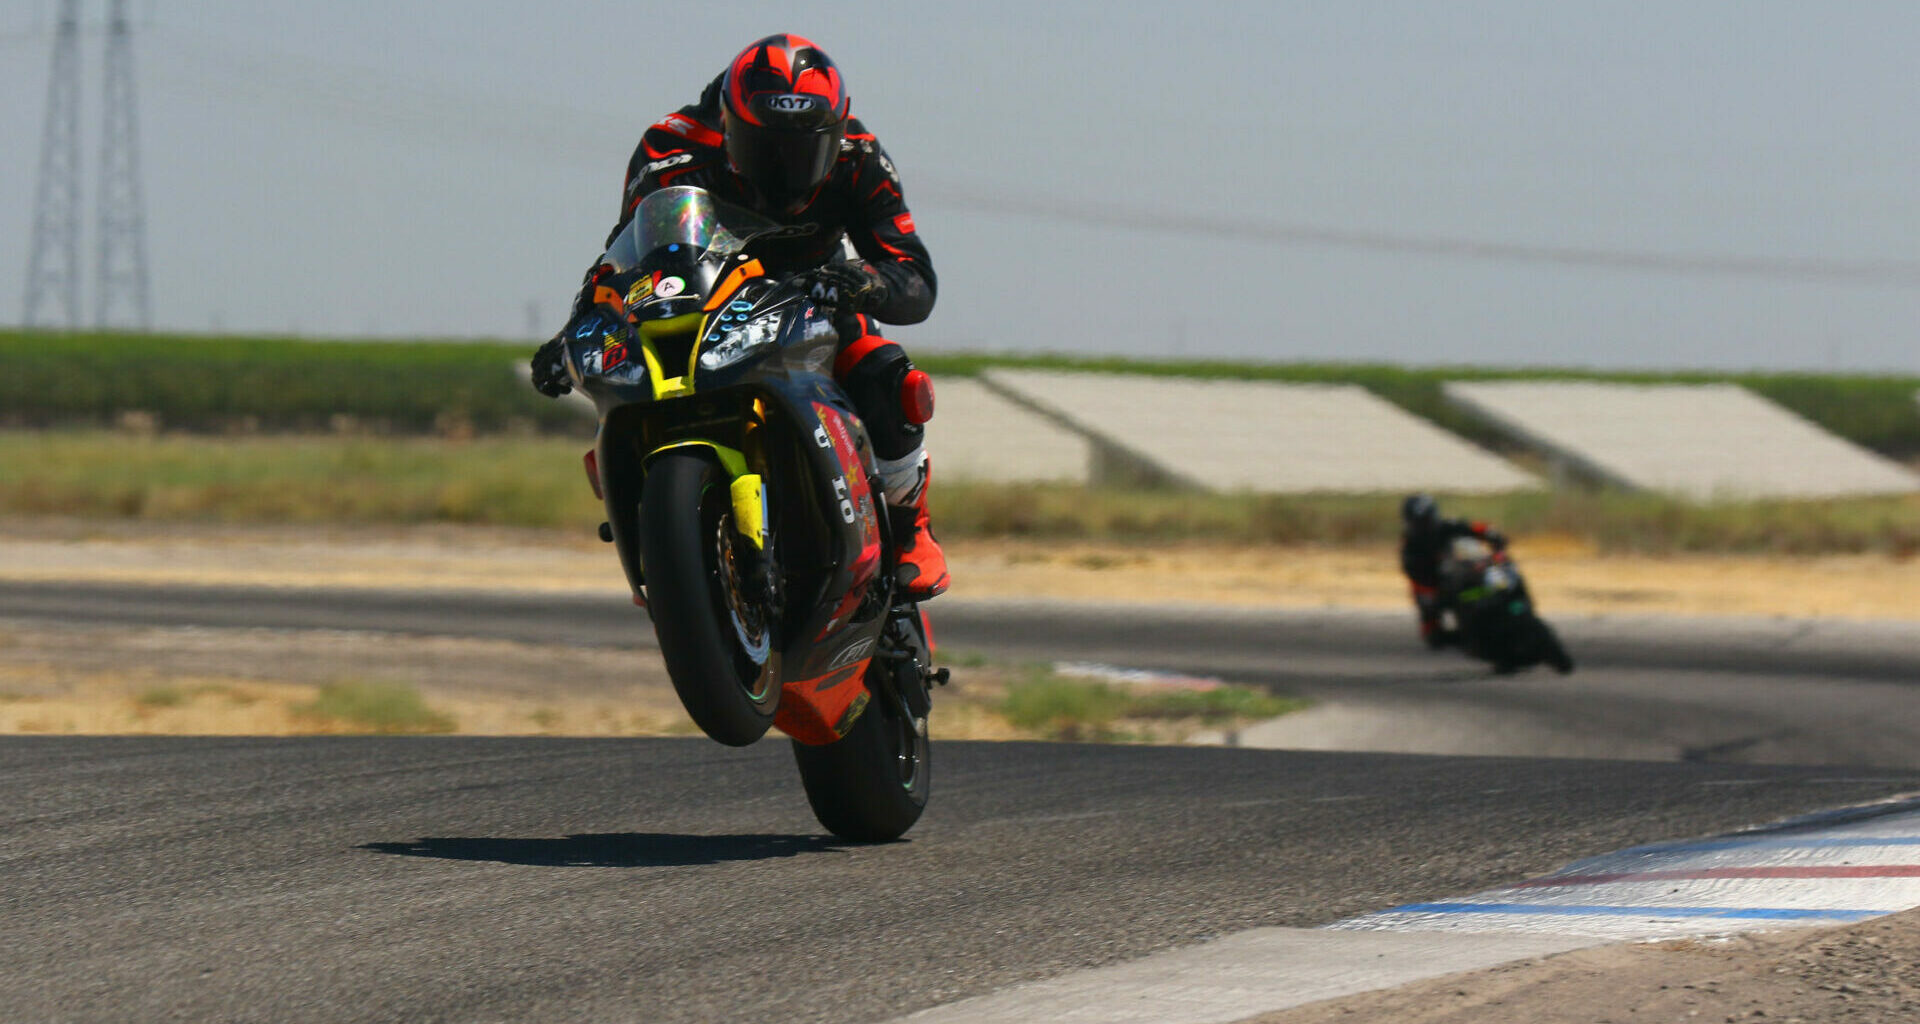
left=916, top=186, right=1920, bottom=289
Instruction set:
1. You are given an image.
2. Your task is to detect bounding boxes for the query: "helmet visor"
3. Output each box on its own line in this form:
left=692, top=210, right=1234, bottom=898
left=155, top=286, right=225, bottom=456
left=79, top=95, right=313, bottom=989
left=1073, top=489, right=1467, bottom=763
left=725, top=117, right=842, bottom=206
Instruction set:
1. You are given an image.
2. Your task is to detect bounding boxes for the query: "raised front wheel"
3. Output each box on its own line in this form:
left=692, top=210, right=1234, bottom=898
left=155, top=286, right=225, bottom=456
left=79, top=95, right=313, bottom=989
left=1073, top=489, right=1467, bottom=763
left=639, top=450, right=778, bottom=746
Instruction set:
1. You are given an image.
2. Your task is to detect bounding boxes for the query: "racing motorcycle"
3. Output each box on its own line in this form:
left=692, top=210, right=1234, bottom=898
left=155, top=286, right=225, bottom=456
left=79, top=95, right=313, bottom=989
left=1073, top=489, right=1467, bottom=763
left=558, top=186, right=944, bottom=841
left=1435, top=536, right=1574, bottom=675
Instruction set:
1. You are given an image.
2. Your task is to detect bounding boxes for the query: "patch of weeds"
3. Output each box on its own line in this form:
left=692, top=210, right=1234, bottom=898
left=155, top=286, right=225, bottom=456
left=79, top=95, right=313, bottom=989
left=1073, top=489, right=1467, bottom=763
left=294, top=680, right=455, bottom=734
left=1070, top=553, right=1145, bottom=571
left=528, top=707, right=561, bottom=731
left=999, top=669, right=1134, bottom=742
left=1000, top=666, right=1306, bottom=741
left=135, top=686, right=187, bottom=709
left=1127, top=687, right=1306, bottom=724
left=943, top=648, right=991, bottom=669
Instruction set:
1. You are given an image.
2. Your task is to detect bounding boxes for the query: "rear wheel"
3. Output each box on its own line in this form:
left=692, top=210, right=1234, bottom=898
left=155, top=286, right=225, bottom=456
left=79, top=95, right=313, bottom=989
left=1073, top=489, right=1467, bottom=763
left=640, top=451, right=777, bottom=746
left=791, top=632, right=930, bottom=842
left=1537, top=619, right=1575, bottom=675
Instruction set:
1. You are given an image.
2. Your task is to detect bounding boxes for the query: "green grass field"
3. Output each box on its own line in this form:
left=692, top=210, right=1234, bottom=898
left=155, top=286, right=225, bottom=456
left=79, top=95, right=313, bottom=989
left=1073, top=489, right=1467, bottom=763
left=2, top=430, right=1914, bottom=554
left=5, top=329, right=1919, bottom=457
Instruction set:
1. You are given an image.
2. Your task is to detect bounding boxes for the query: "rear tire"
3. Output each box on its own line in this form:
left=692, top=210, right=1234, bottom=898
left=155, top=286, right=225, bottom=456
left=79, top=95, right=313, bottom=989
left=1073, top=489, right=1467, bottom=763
left=1538, top=620, right=1575, bottom=675
left=791, top=659, right=929, bottom=842
left=640, top=451, right=778, bottom=746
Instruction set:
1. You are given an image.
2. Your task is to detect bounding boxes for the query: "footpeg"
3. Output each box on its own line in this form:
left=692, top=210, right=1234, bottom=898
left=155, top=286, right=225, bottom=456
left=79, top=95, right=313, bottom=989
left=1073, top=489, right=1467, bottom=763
left=924, top=666, right=950, bottom=687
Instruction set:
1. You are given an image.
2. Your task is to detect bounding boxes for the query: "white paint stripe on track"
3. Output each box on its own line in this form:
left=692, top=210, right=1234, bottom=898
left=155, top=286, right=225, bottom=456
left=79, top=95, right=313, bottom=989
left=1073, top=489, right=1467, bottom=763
left=891, top=927, right=1602, bottom=1024
left=895, top=796, right=1920, bottom=1024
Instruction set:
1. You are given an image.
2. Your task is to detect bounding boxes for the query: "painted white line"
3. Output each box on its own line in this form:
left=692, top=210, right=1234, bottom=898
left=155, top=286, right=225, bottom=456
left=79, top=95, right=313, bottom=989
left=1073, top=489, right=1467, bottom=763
left=892, top=927, right=1601, bottom=1024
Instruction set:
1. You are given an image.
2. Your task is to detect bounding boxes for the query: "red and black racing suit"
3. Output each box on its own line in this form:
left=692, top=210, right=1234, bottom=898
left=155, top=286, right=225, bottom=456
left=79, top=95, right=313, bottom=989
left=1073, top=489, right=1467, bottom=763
left=1400, top=518, right=1506, bottom=647
left=570, top=74, right=948, bottom=597
left=592, top=76, right=936, bottom=328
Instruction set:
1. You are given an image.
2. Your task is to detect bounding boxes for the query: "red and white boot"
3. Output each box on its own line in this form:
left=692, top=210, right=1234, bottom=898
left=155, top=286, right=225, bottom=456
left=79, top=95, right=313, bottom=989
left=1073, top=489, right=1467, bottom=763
left=881, top=450, right=949, bottom=600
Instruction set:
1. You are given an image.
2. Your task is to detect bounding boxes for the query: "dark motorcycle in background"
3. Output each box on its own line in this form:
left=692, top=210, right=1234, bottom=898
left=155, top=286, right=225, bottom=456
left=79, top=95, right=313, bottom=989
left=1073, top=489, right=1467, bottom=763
left=1436, top=536, right=1575, bottom=675
left=558, top=186, right=944, bottom=841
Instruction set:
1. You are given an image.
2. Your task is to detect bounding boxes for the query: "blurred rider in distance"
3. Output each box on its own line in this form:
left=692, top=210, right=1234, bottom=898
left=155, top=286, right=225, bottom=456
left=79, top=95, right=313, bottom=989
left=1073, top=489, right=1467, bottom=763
left=1399, top=493, right=1507, bottom=649
left=530, top=34, right=948, bottom=599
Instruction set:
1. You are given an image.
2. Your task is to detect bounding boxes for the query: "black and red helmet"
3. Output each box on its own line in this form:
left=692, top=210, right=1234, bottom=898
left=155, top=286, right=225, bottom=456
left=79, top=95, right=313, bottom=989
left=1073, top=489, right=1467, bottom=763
left=720, top=34, right=849, bottom=209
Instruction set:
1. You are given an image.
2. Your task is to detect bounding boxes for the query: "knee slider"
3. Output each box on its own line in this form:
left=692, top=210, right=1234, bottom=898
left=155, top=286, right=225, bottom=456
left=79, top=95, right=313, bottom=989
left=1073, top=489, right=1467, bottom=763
left=839, top=341, right=927, bottom=461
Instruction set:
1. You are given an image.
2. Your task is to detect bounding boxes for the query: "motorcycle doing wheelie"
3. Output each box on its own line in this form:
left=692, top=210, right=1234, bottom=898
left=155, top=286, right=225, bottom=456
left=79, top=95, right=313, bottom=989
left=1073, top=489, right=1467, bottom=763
left=1435, top=536, right=1575, bottom=675
left=557, top=186, right=944, bottom=841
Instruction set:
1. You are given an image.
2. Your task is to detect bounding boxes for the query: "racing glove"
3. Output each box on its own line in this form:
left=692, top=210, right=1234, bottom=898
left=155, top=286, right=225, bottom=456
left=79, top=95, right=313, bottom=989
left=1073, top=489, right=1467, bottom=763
left=804, top=261, right=889, bottom=314
left=530, top=335, right=571, bottom=397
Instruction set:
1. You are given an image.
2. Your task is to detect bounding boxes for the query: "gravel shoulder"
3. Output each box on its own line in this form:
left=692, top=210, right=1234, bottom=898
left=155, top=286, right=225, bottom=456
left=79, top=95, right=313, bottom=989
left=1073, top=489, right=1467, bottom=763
left=1, top=517, right=1915, bottom=621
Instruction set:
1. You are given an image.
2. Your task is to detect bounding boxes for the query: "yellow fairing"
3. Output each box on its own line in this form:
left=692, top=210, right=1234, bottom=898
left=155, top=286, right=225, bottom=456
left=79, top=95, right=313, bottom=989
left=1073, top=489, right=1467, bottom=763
left=637, top=313, right=703, bottom=400
left=729, top=474, right=769, bottom=551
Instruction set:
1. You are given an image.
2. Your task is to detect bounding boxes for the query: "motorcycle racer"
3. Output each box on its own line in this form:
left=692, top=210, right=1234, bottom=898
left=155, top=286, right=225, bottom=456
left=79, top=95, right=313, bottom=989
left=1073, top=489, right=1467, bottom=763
left=531, top=33, right=948, bottom=599
left=1399, top=493, right=1507, bottom=649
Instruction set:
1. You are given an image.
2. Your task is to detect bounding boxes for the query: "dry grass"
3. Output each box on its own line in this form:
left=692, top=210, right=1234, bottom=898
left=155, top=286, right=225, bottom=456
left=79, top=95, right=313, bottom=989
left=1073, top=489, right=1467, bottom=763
left=0, top=623, right=1270, bottom=741
left=2, top=430, right=1917, bottom=556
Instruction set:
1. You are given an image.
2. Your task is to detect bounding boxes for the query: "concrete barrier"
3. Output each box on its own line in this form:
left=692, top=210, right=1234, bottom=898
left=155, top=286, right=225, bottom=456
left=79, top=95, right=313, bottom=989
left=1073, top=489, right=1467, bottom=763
left=981, top=370, right=1537, bottom=494
left=1446, top=381, right=1919, bottom=500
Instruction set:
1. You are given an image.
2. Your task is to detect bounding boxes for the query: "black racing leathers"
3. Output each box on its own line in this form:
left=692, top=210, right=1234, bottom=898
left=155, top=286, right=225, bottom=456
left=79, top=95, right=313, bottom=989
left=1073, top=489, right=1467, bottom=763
left=574, top=74, right=936, bottom=326
left=1400, top=518, right=1506, bottom=590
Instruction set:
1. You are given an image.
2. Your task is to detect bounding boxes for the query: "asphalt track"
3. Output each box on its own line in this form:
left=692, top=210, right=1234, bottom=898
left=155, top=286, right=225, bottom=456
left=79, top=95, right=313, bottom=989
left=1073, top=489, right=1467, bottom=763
left=4, top=580, right=1920, bottom=1022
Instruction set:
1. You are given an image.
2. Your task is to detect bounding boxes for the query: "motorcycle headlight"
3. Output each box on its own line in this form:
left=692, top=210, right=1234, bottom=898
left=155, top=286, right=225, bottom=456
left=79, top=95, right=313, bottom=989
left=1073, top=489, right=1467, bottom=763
left=698, top=305, right=785, bottom=371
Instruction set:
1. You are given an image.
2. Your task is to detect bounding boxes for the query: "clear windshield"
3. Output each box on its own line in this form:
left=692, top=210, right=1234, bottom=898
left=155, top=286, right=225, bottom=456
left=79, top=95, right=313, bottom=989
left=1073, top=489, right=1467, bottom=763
left=601, top=186, right=776, bottom=272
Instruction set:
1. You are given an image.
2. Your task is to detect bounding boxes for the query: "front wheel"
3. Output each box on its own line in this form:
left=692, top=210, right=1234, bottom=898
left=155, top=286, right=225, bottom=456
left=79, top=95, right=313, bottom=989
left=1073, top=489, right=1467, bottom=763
left=791, top=657, right=930, bottom=842
left=639, top=450, right=778, bottom=746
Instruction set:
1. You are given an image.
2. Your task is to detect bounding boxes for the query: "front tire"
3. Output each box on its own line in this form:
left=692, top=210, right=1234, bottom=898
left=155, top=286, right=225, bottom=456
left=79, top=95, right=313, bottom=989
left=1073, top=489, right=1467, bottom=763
left=791, top=659, right=929, bottom=842
left=640, top=451, right=778, bottom=746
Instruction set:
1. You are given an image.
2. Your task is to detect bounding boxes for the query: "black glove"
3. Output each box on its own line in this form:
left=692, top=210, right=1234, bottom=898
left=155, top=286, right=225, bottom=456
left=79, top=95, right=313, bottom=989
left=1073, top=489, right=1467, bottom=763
left=1484, top=529, right=1508, bottom=551
left=804, top=262, right=888, bottom=313
left=530, top=335, right=571, bottom=397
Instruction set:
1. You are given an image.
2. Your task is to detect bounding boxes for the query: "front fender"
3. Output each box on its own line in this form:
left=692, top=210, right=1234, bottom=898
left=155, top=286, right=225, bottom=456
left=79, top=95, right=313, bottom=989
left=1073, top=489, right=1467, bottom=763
left=643, top=440, right=768, bottom=553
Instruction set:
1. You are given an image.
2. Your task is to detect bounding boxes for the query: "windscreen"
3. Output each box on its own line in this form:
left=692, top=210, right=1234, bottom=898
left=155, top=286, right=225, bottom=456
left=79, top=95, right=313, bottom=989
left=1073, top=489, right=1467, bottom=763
left=601, top=186, right=773, bottom=272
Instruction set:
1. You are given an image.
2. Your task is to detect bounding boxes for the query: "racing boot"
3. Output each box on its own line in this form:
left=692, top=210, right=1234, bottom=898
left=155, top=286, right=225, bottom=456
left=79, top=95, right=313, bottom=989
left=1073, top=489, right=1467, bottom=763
left=879, top=449, right=949, bottom=600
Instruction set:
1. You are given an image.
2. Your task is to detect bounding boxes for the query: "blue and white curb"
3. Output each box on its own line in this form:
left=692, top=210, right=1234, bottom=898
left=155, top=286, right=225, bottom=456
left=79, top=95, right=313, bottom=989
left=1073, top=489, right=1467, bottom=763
left=1333, top=796, right=1920, bottom=940
left=897, top=796, right=1920, bottom=1024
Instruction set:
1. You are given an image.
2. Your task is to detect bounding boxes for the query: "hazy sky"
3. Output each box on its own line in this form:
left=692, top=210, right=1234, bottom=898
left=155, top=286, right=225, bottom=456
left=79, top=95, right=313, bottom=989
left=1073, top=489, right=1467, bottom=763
left=4, top=1, right=1918, bottom=371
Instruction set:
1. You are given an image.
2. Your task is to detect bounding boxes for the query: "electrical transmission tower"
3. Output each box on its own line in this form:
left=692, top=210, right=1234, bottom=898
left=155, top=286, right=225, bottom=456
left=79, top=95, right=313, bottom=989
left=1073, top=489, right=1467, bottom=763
left=23, top=0, right=83, bottom=329
left=96, top=0, right=152, bottom=330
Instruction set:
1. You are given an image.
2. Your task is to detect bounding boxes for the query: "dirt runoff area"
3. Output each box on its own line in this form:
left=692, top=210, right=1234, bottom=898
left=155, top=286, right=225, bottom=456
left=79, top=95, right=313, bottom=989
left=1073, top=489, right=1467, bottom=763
left=1, top=519, right=1915, bottom=621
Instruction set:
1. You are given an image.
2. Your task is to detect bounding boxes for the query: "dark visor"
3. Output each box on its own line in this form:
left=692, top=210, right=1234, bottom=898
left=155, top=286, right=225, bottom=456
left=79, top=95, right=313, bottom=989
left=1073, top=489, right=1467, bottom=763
left=725, top=121, right=841, bottom=206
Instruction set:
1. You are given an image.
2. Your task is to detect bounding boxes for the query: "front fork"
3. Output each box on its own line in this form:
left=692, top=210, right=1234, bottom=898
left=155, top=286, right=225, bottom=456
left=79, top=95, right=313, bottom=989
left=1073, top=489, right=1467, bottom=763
left=591, top=438, right=777, bottom=606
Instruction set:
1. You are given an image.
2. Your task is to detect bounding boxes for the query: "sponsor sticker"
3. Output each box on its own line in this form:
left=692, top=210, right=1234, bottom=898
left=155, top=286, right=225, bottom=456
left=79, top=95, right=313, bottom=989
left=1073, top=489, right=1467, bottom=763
left=826, top=636, right=877, bottom=670
left=893, top=212, right=915, bottom=235
left=642, top=152, right=692, bottom=177
left=655, top=276, right=686, bottom=299
left=763, top=93, right=820, bottom=113
left=625, top=278, right=653, bottom=305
